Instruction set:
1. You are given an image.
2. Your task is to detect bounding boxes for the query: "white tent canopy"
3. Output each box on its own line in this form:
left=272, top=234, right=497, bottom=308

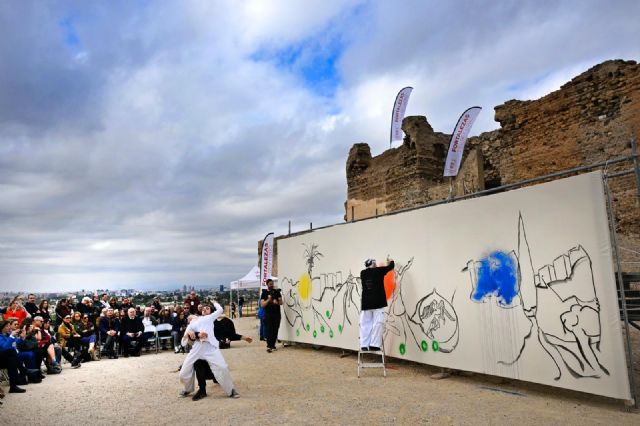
left=229, top=266, right=278, bottom=312
left=230, top=265, right=277, bottom=290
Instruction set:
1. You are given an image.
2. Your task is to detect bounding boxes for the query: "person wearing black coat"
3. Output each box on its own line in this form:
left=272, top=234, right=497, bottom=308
left=359, top=258, right=394, bottom=352
left=214, top=316, right=252, bottom=349
left=120, top=308, right=144, bottom=357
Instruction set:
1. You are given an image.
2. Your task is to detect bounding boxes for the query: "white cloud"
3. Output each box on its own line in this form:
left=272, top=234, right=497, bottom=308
left=0, top=0, right=638, bottom=292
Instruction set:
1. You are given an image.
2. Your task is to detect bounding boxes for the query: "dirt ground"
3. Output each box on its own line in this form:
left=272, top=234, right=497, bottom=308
left=2, top=317, right=639, bottom=425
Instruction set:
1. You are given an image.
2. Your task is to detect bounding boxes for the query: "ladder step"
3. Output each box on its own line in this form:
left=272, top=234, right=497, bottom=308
left=360, top=363, right=385, bottom=368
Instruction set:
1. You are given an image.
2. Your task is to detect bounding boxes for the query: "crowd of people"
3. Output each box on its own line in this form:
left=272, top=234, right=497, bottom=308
left=0, top=290, right=256, bottom=400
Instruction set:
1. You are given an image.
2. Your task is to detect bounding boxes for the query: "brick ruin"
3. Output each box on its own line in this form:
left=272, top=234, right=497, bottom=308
left=345, top=60, right=640, bottom=269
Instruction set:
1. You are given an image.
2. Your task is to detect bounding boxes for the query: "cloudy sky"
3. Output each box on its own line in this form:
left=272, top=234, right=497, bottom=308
left=1, top=1, right=639, bottom=293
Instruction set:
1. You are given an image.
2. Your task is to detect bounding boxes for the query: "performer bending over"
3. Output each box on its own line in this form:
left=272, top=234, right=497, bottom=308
left=178, top=302, right=240, bottom=399
left=359, top=257, right=394, bottom=352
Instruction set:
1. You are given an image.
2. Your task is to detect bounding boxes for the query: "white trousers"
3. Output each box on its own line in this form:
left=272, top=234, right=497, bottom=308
left=179, top=341, right=234, bottom=395
left=360, top=308, right=385, bottom=348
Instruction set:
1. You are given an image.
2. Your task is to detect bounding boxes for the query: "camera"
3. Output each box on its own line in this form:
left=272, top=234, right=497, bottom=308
left=270, top=289, right=281, bottom=298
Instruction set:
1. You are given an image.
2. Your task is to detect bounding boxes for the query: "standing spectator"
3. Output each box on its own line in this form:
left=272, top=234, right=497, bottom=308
left=257, top=304, right=266, bottom=341
left=5, top=298, right=29, bottom=326
left=184, top=291, right=200, bottom=315
left=260, top=279, right=282, bottom=353
left=24, top=294, right=39, bottom=317
left=36, top=300, right=51, bottom=323
left=55, top=299, right=71, bottom=327
left=99, top=308, right=120, bottom=359
left=238, top=296, right=244, bottom=318
left=230, top=302, right=236, bottom=319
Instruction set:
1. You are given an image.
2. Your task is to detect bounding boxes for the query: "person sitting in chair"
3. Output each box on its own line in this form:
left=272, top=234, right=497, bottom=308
left=99, top=308, right=120, bottom=359
left=120, top=308, right=144, bottom=357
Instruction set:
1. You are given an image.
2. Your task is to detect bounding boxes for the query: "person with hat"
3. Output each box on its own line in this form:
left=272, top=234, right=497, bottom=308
left=359, top=257, right=395, bottom=352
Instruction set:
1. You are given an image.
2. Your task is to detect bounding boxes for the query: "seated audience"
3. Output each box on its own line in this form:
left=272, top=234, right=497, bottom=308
left=24, top=294, right=39, bottom=318
left=99, top=308, right=120, bottom=359
left=171, top=310, right=188, bottom=353
left=33, top=317, right=62, bottom=374
left=57, top=314, right=83, bottom=368
left=76, top=314, right=98, bottom=361
left=36, top=300, right=51, bottom=323
left=5, top=298, right=29, bottom=326
left=0, top=320, right=27, bottom=393
left=109, top=296, right=120, bottom=311
left=120, top=308, right=144, bottom=357
left=157, top=308, right=172, bottom=350
left=54, top=299, right=71, bottom=327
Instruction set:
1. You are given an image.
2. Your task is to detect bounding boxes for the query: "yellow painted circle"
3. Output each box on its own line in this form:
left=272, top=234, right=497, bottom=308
left=299, top=272, right=311, bottom=301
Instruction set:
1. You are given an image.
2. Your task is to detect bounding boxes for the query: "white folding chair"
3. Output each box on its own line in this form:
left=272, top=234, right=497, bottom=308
left=143, top=325, right=158, bottom=354
left=155, top=323, right=173, bottom=350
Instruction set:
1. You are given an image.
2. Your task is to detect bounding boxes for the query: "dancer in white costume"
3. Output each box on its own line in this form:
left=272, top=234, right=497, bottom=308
left=178, top=302, right=239, bottom=398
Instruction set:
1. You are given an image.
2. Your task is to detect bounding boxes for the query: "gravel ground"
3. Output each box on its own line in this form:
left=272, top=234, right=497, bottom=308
left=2, top=317, right=639, bottom=425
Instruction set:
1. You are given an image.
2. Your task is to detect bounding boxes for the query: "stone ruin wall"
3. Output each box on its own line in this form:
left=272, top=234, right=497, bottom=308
left=346, top=60, right=640, bottom=269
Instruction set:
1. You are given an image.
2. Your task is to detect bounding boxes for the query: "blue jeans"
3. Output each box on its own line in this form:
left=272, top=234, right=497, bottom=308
left=259, top=318, right=266, bottom=340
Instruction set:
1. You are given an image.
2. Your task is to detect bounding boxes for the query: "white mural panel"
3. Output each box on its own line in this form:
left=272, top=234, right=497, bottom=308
left=278, top=171, right=631, bottom=400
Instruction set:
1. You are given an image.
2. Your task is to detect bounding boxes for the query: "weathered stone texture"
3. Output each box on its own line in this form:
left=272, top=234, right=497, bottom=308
left=345, top=60, right=640, bottom=267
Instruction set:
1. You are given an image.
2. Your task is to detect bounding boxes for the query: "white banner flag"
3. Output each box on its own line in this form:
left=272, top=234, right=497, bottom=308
left=443, top=106, right=482, bottom=177
left=260, top=232, right=274, bottom=291
left=390, top=86, right=413, bottom=146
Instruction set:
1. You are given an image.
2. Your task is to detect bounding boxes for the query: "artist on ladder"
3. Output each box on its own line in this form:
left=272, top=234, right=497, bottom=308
left=359, top=257, right=394, bottom=352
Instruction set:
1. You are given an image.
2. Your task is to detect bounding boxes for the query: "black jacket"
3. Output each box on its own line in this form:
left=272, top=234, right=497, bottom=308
left=360, top=261, right=395, bottom=310
left=120, top=315, right=144, bottom=335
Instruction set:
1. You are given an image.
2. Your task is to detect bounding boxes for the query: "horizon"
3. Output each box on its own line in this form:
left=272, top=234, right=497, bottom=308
left=1, top=1, right=639, bottom=292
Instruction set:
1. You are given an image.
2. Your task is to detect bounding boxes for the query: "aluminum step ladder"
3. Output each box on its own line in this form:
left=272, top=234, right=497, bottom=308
left=357, top=340, right=386, bottom=377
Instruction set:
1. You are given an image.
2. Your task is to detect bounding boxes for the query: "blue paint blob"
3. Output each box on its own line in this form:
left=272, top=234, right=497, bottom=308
left=472, top=251, right=518, bottom=306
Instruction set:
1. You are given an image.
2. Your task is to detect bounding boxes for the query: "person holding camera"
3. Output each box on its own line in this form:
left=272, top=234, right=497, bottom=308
left=260, top=279, right=282, bottom=353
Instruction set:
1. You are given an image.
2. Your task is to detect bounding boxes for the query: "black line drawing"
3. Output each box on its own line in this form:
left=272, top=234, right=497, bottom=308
left=282, top=243, right=361, bottom=339
left=282, top=244, right=460, bottom=356
left=464, top=213, right=609, bottom=380
left=384, top=258, right=460, bottom=354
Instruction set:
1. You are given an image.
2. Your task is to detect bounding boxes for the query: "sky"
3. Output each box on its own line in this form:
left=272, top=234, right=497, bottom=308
left=1, top=1, right=639, bottom=293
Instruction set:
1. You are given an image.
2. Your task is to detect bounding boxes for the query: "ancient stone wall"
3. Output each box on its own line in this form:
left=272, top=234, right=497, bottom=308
left=345, top=59, right=640, bottom=268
